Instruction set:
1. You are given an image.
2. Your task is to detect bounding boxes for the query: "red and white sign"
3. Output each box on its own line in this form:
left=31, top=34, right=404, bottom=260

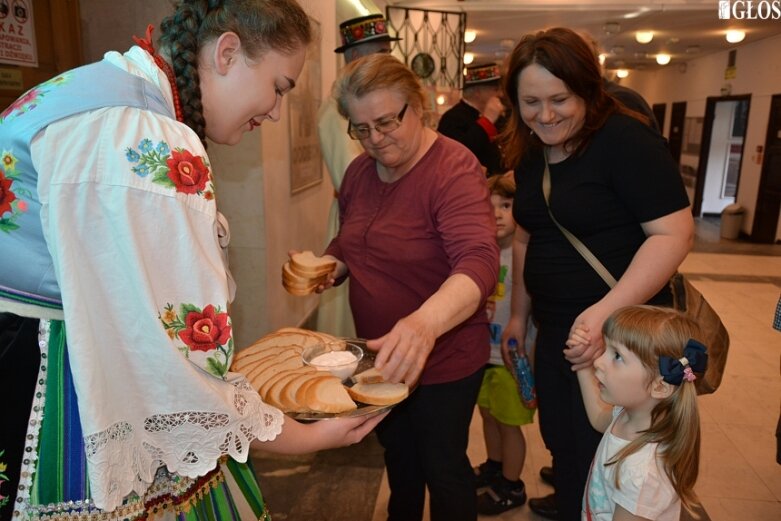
left=0, top=0, right=37, bottom=67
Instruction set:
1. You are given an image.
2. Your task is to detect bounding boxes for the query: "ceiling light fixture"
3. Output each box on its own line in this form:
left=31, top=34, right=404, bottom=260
left=726, top=29, right=745, bottom=43
left=656, top=53, right=671, bottom=65
left=464, top=30, right=476, bottom=43
left=635, top=31, right=654, bottom=44
left=436, top=95, right=446, bottom=106
left=616, top=69, right=629, bottom=78
left=598, top=53, right=606, bottom=65
left=463, top=52, right=474, bottom=65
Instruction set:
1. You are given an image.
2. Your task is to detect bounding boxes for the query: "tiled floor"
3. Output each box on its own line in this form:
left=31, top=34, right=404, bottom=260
left=253, top=216, right=781, bottom=520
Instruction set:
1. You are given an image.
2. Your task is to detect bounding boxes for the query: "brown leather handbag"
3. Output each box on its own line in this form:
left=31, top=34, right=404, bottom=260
left=542, top=150, right=729, bottom=395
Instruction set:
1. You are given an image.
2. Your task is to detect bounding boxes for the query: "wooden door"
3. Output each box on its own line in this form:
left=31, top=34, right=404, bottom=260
left=0, top=0, right=82, bottom=111
left=751, top=94, right=781, bottom=243
left=668, top=101, right=686, bottom=164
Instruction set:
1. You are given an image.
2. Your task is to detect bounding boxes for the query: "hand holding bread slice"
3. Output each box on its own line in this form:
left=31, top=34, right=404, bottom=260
left=282, top=251, right=336, bottom=296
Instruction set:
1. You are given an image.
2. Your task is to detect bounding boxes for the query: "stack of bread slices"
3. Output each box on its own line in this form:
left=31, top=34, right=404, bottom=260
left=232, top=327, right=408, bottom=415
left=232, top=327, right=355, bottom=414
left=282, top=251, right=336, bottom=296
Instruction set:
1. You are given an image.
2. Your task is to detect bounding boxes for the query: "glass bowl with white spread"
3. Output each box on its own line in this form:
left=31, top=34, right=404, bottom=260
left=302, top=341, right=364, bottom=381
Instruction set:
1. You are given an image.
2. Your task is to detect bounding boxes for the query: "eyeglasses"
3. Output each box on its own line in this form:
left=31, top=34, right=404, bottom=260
left=347, top=104, right=408, bottom=140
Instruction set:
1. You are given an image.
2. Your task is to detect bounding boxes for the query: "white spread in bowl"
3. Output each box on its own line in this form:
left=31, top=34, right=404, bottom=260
left=306, top=347, right=361, bottom=380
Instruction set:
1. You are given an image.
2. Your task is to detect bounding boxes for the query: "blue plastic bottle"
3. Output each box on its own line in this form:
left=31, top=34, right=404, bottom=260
left=509, top=338, right=537, bottom=409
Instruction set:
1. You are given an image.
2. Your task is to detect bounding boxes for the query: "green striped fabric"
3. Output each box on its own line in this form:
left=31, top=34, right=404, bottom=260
left=24, top=320, right=270, bottom=520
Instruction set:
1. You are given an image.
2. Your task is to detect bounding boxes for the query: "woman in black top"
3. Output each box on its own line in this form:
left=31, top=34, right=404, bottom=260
left=500, top=28, right=694, bottom=521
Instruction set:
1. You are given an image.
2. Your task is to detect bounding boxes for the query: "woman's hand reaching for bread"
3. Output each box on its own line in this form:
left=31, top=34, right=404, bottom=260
left=254, top=411, right=388, bottom=455
left=366, top=313, right=436, bottom=386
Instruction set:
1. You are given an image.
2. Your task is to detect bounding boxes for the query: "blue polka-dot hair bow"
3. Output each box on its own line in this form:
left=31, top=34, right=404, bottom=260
left=659, top=339, right=709, bottom=386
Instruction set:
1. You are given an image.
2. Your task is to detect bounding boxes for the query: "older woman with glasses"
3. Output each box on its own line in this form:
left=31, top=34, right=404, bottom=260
left=316, top=53, right=499, bottom=521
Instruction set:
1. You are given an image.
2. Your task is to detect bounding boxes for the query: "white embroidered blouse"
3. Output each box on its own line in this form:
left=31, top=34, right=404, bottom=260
left=29, top=47, right=283, bottom=510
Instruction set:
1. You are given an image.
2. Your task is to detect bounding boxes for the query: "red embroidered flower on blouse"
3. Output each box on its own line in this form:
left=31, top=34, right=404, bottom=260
left=0, top=170, right=17, bottom=217
left=177, top=304, right=232, bottom=352
left=166, top=149, right=210, bottom=194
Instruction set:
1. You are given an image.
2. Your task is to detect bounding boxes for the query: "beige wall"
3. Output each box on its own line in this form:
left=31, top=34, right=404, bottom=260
left=623, top=34, right=781, bottom=241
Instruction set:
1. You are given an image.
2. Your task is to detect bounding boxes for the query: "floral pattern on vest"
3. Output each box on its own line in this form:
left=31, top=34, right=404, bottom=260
left=0, top=73, right=71, bottom=124
left=0, top=150, right=29, bottom=233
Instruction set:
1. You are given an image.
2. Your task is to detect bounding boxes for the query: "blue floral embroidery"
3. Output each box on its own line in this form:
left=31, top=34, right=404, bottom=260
left=125, top=138, right=215, bottom=198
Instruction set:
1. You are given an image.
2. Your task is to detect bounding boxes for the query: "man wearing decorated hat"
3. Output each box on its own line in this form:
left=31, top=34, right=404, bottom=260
left=438, top=63, right=506, bottom=177
left=315, top=14, right=401, bottom=339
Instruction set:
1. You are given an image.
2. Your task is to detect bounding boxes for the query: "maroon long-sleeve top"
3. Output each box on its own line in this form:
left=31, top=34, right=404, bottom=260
left=325, top=135, right=499, bottom=384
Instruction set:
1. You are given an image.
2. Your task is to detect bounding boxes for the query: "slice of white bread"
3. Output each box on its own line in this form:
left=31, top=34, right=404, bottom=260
left=347, top=382, right=409, bottom=406
left=272, top=372, right=312, bottom=411
left=277, top=373, right=319, bottom=412
left=292, top=374, right=330, bottom=413
left=351, top=367, right=385, bottom=384
left=249, top=355, right=304, bottom=392
left=288, top=251, right=336, bottom=277
left=264, top=367, right=316, bottom=407
left=232, top=345, right=288, bottom=373
left=234, top=331, right=316, bottom=365
left=306, top=376, right=357, bottom=413
left=244, top=349, right=300, bottom=382
left=260, top=365, right=314, bottom=399
left=283, top=261, right=325, bottom=286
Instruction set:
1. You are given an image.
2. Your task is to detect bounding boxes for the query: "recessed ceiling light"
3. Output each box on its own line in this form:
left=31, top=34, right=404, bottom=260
left=656, top=53, right=671, bottom=65
left=598, top=53, right=606, bottom=65
left=616, top=69, right=629, bottom=78
left=464, top=30, right=476, bottom=43
left=635, top=31, right=654, bottom=44
left=463, top=52, right=474, bottom=65
left=726, top=30, right=745, bottom=43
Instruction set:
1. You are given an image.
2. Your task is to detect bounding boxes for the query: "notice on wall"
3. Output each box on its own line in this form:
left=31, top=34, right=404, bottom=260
left=0, top=66, right=22, bottom=89
left=0, top=0, right=37, bottom=67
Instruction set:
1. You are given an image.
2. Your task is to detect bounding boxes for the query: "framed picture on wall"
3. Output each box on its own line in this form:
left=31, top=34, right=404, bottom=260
left=289, top=18, right=322, bottom=194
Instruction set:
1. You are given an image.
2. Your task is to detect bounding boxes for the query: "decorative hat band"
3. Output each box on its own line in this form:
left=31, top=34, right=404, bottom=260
left=659, top=339, right=708, bottom=386
left=341, top=19, right=389, bottom=46
left=464, top=64, right=502, bottom=85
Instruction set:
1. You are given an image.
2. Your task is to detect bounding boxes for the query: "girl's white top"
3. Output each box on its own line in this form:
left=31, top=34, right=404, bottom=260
left=583, top=407, right=680, bottom=521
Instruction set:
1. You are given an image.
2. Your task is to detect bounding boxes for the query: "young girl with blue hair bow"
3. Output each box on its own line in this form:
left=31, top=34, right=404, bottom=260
left=569, top=305, right=708, bottom=521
